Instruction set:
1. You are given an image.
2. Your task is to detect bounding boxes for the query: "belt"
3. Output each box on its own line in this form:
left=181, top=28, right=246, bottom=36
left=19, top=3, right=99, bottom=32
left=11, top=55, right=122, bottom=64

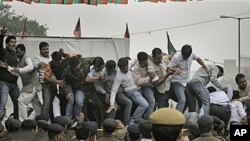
left=211, top=103, right=229, bottom=107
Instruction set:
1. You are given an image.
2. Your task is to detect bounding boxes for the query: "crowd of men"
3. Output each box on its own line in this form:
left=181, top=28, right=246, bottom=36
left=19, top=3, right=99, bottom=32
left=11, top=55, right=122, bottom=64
left=0, top=27, right=250, bottom=141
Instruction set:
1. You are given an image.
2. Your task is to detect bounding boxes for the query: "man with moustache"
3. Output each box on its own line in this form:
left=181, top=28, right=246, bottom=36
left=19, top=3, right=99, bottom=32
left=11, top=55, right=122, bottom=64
left=33, top=42, right=64, bottom=119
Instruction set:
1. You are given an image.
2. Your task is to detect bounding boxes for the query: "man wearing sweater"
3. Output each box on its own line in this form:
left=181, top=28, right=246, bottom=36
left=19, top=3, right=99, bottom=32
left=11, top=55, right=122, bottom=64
left=133, top=52, right=156, bottom=119
left=14, top=44, right=42, bottom=121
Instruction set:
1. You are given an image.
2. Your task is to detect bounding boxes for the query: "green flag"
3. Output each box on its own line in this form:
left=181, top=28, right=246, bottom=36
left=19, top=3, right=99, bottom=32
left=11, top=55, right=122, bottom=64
left=166, top=32, right=177, bottom=55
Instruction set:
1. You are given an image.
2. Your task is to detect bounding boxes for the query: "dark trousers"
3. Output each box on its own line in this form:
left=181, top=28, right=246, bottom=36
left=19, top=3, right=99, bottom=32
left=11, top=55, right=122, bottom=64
left=86, top=92, right=106, bottom=128
left=154, top=89, right=176, bottom=109
left=210, top=104, right=231, bottom=127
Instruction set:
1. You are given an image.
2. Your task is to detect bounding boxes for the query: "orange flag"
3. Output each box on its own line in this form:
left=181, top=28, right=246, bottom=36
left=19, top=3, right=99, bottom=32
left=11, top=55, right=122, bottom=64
left=20, top=18, right=29, bottom=37
left=73, top=17, right=81, bottom=38
left=124, top=23, right=130, bottom=38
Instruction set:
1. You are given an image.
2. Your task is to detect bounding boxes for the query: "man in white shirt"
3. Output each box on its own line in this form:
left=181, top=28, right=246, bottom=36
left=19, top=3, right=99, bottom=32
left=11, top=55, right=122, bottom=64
left=168, top=45, right=208, bottom=112
left=33, top=42, right=58, bottom=118
left=230, top=90, right=248, bottom=125
left=207, top=86, right=232, bottom=128
left=108, top=57, right=148, bottom=123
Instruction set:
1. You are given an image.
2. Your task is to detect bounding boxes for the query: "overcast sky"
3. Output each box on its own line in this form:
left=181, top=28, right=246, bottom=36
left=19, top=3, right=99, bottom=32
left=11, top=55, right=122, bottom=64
left=4, top=0, right=250, bottom=70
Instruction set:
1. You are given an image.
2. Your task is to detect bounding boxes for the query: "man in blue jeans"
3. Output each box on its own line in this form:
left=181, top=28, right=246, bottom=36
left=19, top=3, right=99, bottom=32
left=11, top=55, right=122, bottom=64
left=0, top=27, right=20, bottom=120
left=185, top=64, right=224, bottom=117
left=107, top=57, right=148, bottom=124
left=104, top=60, right=132, bottom=125
left=133, top=52, right=156, bottom=119
left=62, top=56, right=95, bottom=120
left=148, top=48, right=178, bottom=109
left=168, top=44, right=209, bottom=113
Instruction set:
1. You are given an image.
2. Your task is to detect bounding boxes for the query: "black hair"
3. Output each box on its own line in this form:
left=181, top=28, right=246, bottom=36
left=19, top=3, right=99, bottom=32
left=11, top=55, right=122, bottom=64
left=51, top=51, right=62, bottom=62
left=181, top=44, right=192, bottom=59
left=75, top=122, right=90, bottom=140
left=152, top=48, right=162, bottom=58
left=39, top=42, right=49, bottom=50
left=216, top=65, right=224, bottom=75
left=93, top=56, right=104, bottom=67
left=129, top=133, right=140, bottom=141
left=207, top=86, right=217, bottom=93
left=118, top=57, right=128, bottom=68
left=88, top=121, right=98, bottom=136
left=137, top=52, right=148, bottom=62
left=70, top=56, right=80, bottom=68
left=125, top=56, right=131, bottom=60
left=5, top=35, right=16, bottom=44
left=106, top=60, right=116, bottom=69
left=235, top=73, right=245, bottom=84
left=232, top=90, right=240, bottom=100
left=139, top=120, right=152, bottom=139
left=16, top=44, right=26, bottom=52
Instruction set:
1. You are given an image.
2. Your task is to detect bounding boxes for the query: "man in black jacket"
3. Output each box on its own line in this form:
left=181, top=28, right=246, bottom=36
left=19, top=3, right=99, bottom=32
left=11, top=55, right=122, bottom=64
left=0, top=27, right=20, bottom=121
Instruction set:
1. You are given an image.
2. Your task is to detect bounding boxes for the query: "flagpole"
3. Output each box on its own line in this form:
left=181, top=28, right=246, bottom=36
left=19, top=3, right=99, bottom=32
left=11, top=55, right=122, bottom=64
left=220, top=15, right=250, bottom=73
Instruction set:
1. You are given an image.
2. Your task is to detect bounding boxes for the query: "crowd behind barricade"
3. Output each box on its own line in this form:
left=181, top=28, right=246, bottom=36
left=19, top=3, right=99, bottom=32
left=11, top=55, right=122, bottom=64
left=0, top=28, right=250, bottom=141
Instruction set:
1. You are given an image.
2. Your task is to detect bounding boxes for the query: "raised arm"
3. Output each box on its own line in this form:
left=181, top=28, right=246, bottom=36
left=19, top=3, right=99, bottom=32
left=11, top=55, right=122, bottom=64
left=0, top=31, right=5, bottom=61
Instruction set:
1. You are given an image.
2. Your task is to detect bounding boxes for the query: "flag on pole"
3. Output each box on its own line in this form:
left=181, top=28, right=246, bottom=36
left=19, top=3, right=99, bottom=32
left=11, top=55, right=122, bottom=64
left=138, top=0, right=166, bottom=3
left=73, top=17, right=81, bottom=38
left=32, top=0, right=40, bottom=3
left=170, top=0, right=187, bottom=2
left=20, top=18, right=29, bottom=37
left=1, top=0, right=14, bottom=2
left=166, top=32, right=177, bottom=55
left=87, top=0, right=97, bottom=5
left=16, top=0, right=32, bottom=4
left=97, top=0, right=108, bottom=4
left=124, top=23, right=130, bottom=38
left=108, top=0, right=127, bottom=4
